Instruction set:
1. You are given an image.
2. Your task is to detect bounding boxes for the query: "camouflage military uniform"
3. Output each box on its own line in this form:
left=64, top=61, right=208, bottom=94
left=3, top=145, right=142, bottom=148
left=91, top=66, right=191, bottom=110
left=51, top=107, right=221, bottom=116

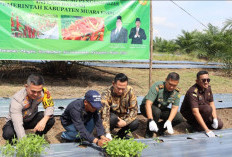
left=101, top=85, right=138, bottom=134
left=140, top=81, right=183, bottom=133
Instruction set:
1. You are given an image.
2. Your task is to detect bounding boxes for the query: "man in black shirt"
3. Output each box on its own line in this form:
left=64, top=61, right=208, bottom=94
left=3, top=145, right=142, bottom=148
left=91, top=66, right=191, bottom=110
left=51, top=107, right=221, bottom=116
left=129, top=18, right=146, bottom=44
left=60, top=90, right=110, bottom=147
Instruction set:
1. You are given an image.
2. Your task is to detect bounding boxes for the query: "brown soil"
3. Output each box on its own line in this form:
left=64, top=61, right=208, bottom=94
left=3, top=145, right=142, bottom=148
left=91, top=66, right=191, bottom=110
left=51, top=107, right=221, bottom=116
left=0, top=65, right=232, bottom=146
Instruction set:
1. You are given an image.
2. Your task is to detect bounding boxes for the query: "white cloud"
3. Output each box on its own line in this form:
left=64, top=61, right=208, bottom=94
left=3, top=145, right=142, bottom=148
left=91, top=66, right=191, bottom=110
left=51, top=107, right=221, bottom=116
left=153, top=17, right=166, bottom=25
left=153, top=17, right=177, bottom=28
left=153, top=29, right=161, bottom=38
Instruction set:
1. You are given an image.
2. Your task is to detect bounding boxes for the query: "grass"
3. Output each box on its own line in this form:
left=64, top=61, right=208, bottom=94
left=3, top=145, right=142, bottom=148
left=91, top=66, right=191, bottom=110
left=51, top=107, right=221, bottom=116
left=0, top=53, right=231, bottom=98
left=0, top=68, right=231, bottom=99
left=153, top=51, right=210, bottom=62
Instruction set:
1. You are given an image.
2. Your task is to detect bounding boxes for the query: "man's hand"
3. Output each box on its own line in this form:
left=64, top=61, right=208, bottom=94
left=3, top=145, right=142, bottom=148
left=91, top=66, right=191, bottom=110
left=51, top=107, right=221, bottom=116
left=211, top=118, right=218, bottom=129
left=163, top=120, right=174, bottom=134
left=105, top=133, right=112, bottom=140
left=149, top=120, right=159, bottom=132
left=117, top=118, right=127, bottom=128
left=101, top=135, right=111, bottom=141
left=33, top=116, right=49, bottom=132
left=205, top=130, right=215, bottom=137
left=97, top=139, right=108, bottom=147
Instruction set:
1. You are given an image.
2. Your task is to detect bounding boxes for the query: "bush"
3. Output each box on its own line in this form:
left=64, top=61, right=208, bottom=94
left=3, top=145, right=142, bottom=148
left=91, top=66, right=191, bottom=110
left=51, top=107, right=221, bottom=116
left=221, top=53, right=232, bottom=77
left=0, top=134, right=49, bottom=157
left=103, top=138, right=147, bottom=157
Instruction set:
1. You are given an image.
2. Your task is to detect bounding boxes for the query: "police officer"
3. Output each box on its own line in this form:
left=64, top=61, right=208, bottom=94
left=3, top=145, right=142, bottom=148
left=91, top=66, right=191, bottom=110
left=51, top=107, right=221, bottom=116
left=140, top=72, right=183, bottom=138
left=101, top=73, right=139, bottom=140
left=2, top=74, right=55, bottom=141
left=180, top=71, right=223, bottom=137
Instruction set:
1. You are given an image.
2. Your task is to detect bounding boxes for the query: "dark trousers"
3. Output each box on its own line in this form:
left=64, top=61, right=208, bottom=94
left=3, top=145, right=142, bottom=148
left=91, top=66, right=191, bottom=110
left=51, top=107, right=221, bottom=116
left=2, top=111, right=55, bottom=141
left=140, top=104, right=183, bottom=132
left=110, top=112, right=139, bottom=138
left=182, top=105, right=223, bottom=131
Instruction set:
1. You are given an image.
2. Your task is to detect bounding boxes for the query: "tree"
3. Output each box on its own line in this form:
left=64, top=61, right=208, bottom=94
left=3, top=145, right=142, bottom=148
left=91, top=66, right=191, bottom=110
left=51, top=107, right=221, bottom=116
left=222, top=18, right=232, bottom=32
left=176, top=30, right=197, bottom=53
left=153, top=37, right=179, bottom=53
left=195, top=24, right=225, bottom=57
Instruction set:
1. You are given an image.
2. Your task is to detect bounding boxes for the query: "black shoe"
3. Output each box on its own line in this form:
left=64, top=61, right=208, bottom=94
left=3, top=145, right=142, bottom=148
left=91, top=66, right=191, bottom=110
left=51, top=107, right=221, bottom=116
left=156, top=131, right=165, bottom=136
left=60, top=136, right=75, bottom=143
left=145, top=129, right=154, bottom=138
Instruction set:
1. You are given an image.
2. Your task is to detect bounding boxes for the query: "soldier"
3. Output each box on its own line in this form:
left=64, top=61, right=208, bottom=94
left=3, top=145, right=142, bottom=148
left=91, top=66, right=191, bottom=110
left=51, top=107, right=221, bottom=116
left=60, top=90, right=110, bottom=147
left=140, top=72, right=183, bottom=138
left=2, top=74, right=55, bottom=141
left=180, top=71, right=223, bottom=137
left=101, top=73, right=139, bottom=140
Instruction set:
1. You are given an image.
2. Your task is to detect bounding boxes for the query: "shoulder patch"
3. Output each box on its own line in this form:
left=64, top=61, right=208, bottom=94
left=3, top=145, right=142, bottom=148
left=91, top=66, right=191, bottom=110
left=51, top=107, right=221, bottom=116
left=192, top=93, right=197, bottom=97
left=193, top=88, right=198, bottom=94
left=155, top=86, right=159, bottom=92
left=175, top=87, right=180, bottom=92
left=158, top=84, right=164, bottom=89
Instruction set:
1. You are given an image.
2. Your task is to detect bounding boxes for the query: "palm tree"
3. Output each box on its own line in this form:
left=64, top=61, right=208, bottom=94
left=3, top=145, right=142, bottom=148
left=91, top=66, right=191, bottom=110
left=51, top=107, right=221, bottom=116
left=222, top=18, right=232, bottom=32
left=176, top=30, right=197, bottom=53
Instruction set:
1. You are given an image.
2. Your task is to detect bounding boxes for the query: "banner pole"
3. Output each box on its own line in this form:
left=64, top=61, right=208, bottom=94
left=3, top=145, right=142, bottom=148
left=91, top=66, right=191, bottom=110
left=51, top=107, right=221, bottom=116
left=149, top=1, right=153, bottom=88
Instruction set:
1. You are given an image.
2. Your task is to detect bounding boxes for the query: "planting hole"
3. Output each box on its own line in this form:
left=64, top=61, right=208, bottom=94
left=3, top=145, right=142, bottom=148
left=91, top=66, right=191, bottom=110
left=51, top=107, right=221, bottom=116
left=58, top=106, right=64, bottom=110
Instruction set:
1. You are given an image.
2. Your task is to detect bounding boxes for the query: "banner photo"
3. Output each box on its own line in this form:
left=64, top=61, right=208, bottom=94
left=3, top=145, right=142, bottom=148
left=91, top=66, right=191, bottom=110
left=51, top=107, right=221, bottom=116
left=0, top=0, right=150, bottom=60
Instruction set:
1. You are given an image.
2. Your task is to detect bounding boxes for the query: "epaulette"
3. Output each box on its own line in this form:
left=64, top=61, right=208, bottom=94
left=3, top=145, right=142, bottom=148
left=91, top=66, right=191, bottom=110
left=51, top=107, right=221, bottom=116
left=155, top=86, right=159, bottom=92
left=158, top=84, right=164, bottom=89
left=175, top=87, right=180, bottom=92
left=193, top=88, right=198, bottom=94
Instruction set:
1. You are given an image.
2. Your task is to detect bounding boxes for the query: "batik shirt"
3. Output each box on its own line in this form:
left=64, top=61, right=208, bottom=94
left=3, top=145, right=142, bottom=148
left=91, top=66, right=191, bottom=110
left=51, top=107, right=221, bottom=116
left=101, top=86, right=138, bottom=133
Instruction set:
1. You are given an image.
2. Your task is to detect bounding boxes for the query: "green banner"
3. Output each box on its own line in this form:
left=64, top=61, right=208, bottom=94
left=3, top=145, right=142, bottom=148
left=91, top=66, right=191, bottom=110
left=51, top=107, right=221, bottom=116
left=0, top=0, right=150, bottom=60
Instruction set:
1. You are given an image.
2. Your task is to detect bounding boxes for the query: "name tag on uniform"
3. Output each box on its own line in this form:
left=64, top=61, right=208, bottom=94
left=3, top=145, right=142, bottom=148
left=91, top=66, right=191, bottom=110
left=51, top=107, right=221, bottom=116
left=199, top=96, right=202, bottom=100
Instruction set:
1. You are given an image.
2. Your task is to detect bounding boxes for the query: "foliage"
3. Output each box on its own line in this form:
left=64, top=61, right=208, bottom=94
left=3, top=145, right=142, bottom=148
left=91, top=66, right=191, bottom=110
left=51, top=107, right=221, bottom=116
left=221, top=53, right=232, bottom=77
left=154, top=18, right=232, bottom=76
left=0, top=140, right=15, bottom=157
left=153, top=137, right=163, bottom=143
left=103, top=138, right=147, bottom=157
left=0, top=134, right=49, bottom=157
left=195, top=24, right=225, bottom=58
left=222, top=18, right=232, bottom=32
left=176, top=30, right=198, bottom=54
left=154, top=37, right=179, bottom=53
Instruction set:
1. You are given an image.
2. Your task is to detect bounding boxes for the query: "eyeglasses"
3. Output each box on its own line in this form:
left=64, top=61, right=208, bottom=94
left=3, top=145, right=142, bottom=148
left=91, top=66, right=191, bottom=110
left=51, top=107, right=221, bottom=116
left=201, top=78, right=210, bottom=83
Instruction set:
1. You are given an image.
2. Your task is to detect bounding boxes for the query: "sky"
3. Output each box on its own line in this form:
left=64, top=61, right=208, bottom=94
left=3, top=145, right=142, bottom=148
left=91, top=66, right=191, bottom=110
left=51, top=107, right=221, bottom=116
left=152, top=1, right=232, bottom=40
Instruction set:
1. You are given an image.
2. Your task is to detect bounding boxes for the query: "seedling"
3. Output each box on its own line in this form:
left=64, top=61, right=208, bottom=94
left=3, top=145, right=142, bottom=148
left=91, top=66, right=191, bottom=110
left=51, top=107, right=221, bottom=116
left=0, top=141, right=15, bottom=157
left=103, top=137, right=147, bottom=157
left=153, top=137, right=163, bottom=143
left=0, top=134, right=49, bottom=157
left=76, top=132, right=84, bottom=146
